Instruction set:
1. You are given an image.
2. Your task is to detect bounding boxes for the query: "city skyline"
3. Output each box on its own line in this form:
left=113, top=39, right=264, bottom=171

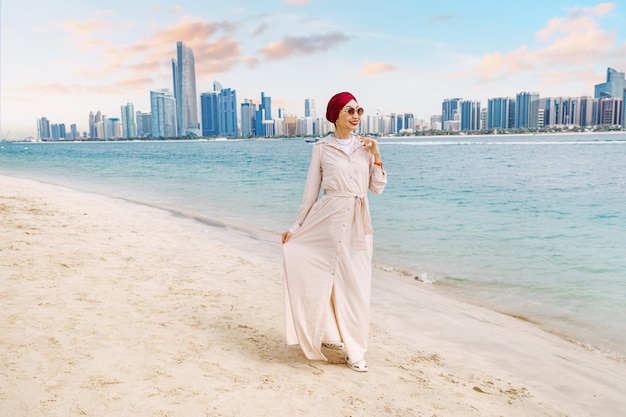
left=2, top=1, right=626, bottom=139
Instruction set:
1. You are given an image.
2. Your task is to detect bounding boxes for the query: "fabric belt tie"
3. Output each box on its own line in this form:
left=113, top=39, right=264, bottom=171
left=325, top=190, right=372, bottom=249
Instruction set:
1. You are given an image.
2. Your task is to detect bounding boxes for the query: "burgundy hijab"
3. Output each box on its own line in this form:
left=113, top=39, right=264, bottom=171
left=325, top=92, right=357, bottom=124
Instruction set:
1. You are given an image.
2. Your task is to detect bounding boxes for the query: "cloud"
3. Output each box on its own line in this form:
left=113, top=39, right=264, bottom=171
left=61, top=18, right=113, bottom=34
left=429, top=14, right=456, bottom=23
left=115, top=77, right=155, bottom=91
left=286, top=0, right=311, bottom=5
left=59, top=15, right=255, bottom=87
left=20, top=83, right=82, bottom=95
left=471, top=2, right=625, bottom=82
left=258, top=32, right=348, bottom=59
left=360, top=62, right=397, bottom=76
left=252, top=23, right=269, bottom=36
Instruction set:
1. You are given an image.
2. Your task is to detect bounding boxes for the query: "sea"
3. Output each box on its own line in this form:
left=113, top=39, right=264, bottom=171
left=1, top=133, right=625, bottom=361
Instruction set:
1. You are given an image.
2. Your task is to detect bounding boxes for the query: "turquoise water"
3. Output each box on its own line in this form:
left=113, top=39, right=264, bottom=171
left=2, top=134, right=625, bottom=360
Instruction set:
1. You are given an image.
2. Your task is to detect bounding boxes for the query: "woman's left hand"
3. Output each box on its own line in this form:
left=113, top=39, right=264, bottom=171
left=360, top=137, right=382, bottom=162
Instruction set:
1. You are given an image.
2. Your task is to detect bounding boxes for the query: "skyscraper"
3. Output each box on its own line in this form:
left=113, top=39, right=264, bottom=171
left=240, top=100, right=255, bottom=137
left=487, top=97, right=515, bottom=129
left=304, top=98, right=316, bottom=118
left=37, top=117, right=51, bottom=140
left=460, top=100, right=481, bottom=131
left=515, top=92, right=540, bottom=129
left=261, top=92, right=272, bottom=120
left=594, top=67, right=626, bottom=98
left=89, top=111, right=96, bottom=139
left=595, top=97, right=623, bottom=126
left=442, top=98, right=461, bottom=130
left=200, top=91, right=219, bottom=137
left=201, top=82, right=238, bottom=137
left=136, top=112, right=152, bottom=138
left=121, top=102, right=137, bottom=138
left=218, top=87, right=238, bottom=136
left=172, top=41, right=199, bottom=137
left=150, top=89, right=177, bottom=138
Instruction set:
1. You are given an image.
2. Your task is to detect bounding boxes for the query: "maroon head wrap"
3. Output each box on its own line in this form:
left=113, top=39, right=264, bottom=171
left=325, top=92, right=357, bottom=123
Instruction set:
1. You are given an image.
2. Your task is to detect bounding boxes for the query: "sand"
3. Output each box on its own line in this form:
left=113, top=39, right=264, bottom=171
left=1, top=174, right=625, bottom=417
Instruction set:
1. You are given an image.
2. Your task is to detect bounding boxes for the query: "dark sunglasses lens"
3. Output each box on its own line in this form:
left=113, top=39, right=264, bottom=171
left=357, top=107, right=364, bottom=115
left=347, top=108, right=355, bottom=115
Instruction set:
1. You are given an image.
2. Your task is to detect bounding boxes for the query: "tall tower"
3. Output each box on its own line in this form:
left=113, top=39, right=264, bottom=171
left=261, top=92, right=272, bottom=120
left=487, top=97, right=515, bottom=129
left=218, top=87, right=238, bottom=136
left=150, top=89, right=177, bottom=138
left=120, top=102, right=137, bottom=138
left=201, top=82, right=238, bottom=137
left=304, top=98, right=316, bottom=118
left=441, top=98, right=462, bottom=130
left=240, top=100, right=255, bottom=137
left=460, top=100, right=481, bottom=131
left=515, top=92, right=540, bottom=129
left=88, top=111, right=95, bottom=139
left=172, top=41, right=199, bottom=137
left=200, top=91, right=219, bottom=137
left=594, top=67, right=626, bottom=98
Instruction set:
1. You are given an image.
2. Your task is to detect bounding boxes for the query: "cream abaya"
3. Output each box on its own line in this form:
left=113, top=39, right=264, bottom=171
left=283, top=134, right=387, bottom=361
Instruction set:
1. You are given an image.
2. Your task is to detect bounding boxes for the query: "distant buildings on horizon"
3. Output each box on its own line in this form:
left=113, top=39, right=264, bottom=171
left=34, top=43, right=626, bottom=140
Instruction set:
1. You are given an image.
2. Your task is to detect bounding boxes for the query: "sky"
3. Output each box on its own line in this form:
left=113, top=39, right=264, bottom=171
left=1, top=0, right=626, bottom=139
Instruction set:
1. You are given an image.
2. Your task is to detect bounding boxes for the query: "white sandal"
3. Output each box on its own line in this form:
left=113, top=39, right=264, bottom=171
left=346, top=356, right=368, bottom=372
left=322, top=342, right=344, bottom=350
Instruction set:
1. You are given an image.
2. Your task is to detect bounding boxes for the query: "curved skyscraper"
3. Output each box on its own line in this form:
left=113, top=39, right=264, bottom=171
left=172, top=41, right=199, bottom=137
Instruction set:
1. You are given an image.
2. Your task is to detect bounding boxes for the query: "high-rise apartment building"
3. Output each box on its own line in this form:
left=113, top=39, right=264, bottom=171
left=218, top=87, right=238, bottom=137
left=487, top=97, right=515, bottom=129
left=304, top=98, right=316, bottom=119
left=460, top=100, right=481, bottom=131
left=150, top=89, right=177, bottom=138
left=594, top=67, right=626, bottom=98
left=88, top=112, right=96, bottom=139
left=442, top=98, right=462, bottom=130
left=200, top=91, right=219, bottom=137
left=515, top=92, right=540, bottom=129
left=255, top=92, right=273, bottom=136
left=37, top=117, right=51, bottom=140
left=201, top=81, right=238, bottom=137
left=70, top=124, right=78, bottom=140
left=120, top=102, right=137, bottom=138
left=136, top=112, right=152, bottom=138
left=240, top=100, right=255, bottom=137
left=595, top=97, right=623, bottom=126
left=579, top=96, right=594, bottom=127
left=172, top=41, right=199, bottom=137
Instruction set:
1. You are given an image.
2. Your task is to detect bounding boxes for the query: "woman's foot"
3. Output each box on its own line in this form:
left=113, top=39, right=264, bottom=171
left=322, top=341, right=344, bottom=350
left=346, top=356, right=368, bottom=372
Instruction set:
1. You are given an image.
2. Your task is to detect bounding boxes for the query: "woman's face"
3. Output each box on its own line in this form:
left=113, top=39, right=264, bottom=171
left=335, top=99, right=363, bottom=131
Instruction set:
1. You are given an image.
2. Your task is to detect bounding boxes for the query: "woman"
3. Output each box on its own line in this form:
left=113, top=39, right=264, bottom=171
left=282, top=92, right=387, bottom=372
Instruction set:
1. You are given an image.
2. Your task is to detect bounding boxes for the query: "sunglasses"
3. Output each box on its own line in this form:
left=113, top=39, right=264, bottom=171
left=343, top=106, right=364, bottom=116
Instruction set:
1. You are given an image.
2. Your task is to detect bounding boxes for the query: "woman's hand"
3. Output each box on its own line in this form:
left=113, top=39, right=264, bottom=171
left=360, top=137, right=382, bottom=163
left=282, top=231, right=292, bottom=244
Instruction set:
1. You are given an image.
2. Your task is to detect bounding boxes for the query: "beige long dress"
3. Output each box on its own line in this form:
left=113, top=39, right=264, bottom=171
left=283, top=134, right=387, bottom=361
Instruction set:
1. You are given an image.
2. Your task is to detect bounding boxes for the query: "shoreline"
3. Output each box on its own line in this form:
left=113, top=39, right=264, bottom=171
left=3, top=167, right=624, bottom=363
left=2, top=174, right=626, bottom=416
left=3, top=129, right=625, bottom=144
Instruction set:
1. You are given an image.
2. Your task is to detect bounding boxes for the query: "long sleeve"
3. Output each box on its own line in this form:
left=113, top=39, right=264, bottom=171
left=290, top=143, right=323, bottom=234
left=368, top=158, right=387, bottom=195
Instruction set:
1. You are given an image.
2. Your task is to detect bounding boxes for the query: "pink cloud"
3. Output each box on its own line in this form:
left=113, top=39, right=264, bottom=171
left=472, top=2, right=623, bottom=82
left=360, top=62, right=397, bottom=77
left=60, top=18, right=114, bottom=36
left=20, top=83, right=82, bottom=95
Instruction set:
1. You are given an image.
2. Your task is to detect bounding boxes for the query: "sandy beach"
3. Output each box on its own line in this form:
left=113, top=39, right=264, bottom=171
left=1, top=174, right=625, bottom=417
